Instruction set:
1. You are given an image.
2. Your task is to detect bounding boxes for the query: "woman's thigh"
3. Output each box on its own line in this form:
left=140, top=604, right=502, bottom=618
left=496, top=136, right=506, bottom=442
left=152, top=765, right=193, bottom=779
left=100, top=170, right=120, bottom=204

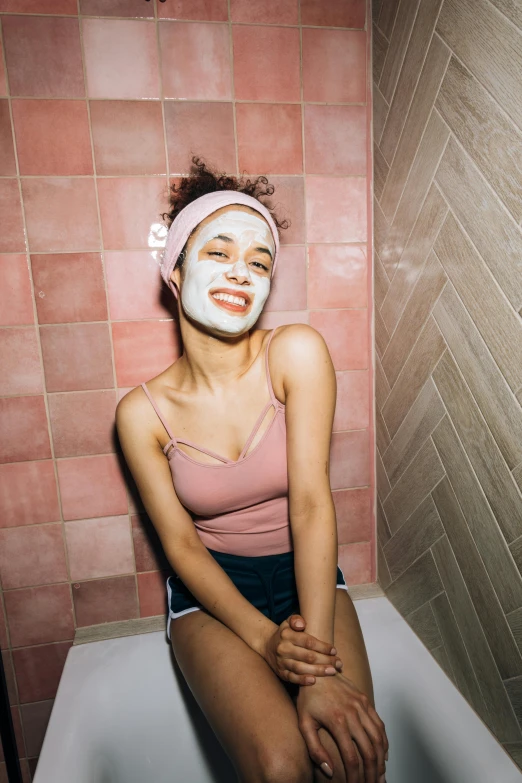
left=170, top=607, right=314, bottom=783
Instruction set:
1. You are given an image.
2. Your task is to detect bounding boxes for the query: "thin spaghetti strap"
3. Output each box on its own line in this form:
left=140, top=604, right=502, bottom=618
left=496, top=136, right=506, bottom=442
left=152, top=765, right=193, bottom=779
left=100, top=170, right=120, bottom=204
left=264, top=326, right=282, bottom=406
left=140, top=382, right=175, bottom=442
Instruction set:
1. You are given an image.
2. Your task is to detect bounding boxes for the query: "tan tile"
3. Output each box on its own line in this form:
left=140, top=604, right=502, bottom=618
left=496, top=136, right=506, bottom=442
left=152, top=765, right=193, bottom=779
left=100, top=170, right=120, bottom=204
left=376, top=496, right=391, bottom=547
left=385, top=550, right=443, bottom=616
left=405, top=600, right=442, bottom=650
left=372, top=83, right=389, bottom=144
left=379, top=110, right=450, bottom=272
left=378, top=0, right=419, bottom=104
left=432, top=417, right=522, bottom=617
left=380, top=0, right=444, bottom=163
left=373, top=198, right=390, bottom=266
left=383, top=495, right=444, bottom=580
left=374, top=305, right=390, bottom=359
left=382, top=436, right=445, bottom=532
left=435, top=136, right=522, bottom=311
left=377, top=540, right=392, bottom=590
left=383, top=377, right=445, bottom=486
left=433, top=534, right=522, bottom=741
left=380, top=34, right=450, bottom=216
left=431, top=471, right=522, bottom=677
left=374, top=250, right=390, bottom=310
left=375, top=0, right=400, bottom=40
left=382, top=250, right=447, bottom=388
left=375, top=407, right=391, bottom=468
left=380, top=183, right=447, bottom=333
left=488, top=0, right=522, bottom=28
left=381, top=316, right=446, bottom=439
left=375, top=353, right=390, bottom=412
left=433, top=283, right=522, bottom=470
left=434, top=213, right=522, bottom=393
left=432, top=349, right=522, bottom=545
left=373, top=142, right=388, bottom=201
left=436, top=57, right=522, bottom=223
left=436, top=0, right=522, bottom=132
left=372, top=24, right=388, bottom=83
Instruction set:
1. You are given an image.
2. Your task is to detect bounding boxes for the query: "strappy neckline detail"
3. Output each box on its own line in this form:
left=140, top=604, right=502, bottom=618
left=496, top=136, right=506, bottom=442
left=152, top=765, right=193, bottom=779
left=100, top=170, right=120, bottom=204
left=141, top=327, right=285, bottom=468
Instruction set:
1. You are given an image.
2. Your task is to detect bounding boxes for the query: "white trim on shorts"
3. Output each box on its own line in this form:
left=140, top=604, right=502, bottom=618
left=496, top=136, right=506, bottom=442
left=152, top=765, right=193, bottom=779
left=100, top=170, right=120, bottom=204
left=166, top=567, right=349, bottom=641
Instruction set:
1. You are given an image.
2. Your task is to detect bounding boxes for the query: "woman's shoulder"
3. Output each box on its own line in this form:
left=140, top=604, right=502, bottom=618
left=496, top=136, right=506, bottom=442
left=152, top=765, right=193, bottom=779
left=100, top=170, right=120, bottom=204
left=263, top=322, right=329, bottom=361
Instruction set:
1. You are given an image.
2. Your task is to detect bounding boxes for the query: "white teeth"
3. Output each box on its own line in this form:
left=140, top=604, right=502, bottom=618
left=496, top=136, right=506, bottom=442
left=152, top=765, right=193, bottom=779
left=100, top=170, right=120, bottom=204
left=212, top=292, right=247, bottom=306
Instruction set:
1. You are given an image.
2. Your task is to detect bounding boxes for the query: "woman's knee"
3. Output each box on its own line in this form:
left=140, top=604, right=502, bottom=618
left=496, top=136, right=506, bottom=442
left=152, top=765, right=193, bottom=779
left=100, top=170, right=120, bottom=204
left=245, top=739, right=314, bottom=783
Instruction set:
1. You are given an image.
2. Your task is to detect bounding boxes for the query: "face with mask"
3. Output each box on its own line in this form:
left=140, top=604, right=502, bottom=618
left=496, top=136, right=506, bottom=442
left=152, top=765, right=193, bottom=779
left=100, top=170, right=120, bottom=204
left=171, top=205, right=275, bottom=336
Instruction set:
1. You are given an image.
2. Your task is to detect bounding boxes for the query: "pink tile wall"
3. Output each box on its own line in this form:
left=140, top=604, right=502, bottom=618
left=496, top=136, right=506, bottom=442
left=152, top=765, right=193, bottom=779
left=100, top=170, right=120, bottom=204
left=0, top=0, right=373, bottom=773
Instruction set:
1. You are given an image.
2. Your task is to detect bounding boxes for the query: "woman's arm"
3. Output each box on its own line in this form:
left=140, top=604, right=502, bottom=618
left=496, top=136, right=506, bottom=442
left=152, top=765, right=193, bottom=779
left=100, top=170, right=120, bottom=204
left=116, top=389, right=277, bottom=655
left=115, top=387, right=341, bottom=683
left=279, top=324, right=339, bottom=645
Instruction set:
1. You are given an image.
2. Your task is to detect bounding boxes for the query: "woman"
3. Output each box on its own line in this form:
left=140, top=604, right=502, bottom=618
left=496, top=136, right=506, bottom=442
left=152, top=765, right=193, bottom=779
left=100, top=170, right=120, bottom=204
left=116, top=159, right=389, bottom=783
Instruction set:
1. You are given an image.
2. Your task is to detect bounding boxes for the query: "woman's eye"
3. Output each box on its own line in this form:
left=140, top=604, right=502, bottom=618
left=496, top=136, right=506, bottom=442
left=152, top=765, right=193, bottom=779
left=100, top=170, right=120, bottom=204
left=208, top=251, right=228, bottom=258
left=252, top=260, right=269, bottom=272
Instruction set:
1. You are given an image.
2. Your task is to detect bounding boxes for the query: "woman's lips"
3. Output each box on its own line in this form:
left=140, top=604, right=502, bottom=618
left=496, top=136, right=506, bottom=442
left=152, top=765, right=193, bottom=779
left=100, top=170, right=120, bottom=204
left=208, top=289, right=251, bottom=314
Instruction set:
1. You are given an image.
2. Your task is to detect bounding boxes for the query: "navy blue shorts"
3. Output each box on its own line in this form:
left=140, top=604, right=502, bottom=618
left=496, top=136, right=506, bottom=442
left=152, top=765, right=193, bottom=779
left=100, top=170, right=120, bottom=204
left=165, top=547, right=348, bottom=642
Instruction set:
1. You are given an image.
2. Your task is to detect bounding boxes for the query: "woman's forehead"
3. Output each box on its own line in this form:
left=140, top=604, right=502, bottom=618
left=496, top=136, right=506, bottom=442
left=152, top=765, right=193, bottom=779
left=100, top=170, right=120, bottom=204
left=196, top=204, right=271, bottom=233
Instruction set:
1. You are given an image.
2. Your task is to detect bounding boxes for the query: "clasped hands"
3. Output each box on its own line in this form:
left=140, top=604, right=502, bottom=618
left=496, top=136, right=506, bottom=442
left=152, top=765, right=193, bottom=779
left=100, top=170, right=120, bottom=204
left=262, top=614, right=389, bottom=782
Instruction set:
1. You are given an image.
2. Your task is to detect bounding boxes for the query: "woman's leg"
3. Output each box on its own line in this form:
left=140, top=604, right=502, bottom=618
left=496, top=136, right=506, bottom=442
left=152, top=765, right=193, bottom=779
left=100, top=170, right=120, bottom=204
left=170, top=607, right=314, bottom=783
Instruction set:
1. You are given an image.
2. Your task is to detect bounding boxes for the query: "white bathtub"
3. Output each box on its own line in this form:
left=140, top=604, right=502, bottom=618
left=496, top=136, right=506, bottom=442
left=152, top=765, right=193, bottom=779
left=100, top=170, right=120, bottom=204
left=33, top=596, right=522, bottom=783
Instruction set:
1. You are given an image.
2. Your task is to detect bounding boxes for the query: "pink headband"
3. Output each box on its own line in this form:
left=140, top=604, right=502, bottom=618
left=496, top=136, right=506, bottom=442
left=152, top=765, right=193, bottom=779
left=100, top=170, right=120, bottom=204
left=159, top=190, right=280, bottom=299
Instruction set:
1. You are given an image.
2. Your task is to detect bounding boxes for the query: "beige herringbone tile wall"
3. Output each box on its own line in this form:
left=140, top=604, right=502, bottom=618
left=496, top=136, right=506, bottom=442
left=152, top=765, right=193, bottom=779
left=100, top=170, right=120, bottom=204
left=372, top=0, right=522, bottom=768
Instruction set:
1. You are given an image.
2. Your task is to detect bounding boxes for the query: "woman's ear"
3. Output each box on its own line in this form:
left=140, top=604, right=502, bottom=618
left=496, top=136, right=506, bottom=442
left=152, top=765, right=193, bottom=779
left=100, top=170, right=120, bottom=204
left=171, top=265, right=182, bottom=296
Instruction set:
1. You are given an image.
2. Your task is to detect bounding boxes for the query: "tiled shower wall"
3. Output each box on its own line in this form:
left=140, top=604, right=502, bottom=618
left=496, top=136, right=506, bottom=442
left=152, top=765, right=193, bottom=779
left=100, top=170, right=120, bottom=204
left=0, top=0, right=373, bottom=775
left=373, top=0, right=522, bottom=769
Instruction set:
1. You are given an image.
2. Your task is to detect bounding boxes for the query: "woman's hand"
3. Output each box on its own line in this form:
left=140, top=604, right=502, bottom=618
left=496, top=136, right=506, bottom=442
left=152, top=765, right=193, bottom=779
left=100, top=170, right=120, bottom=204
left=296, top=673, right=389, bottom=783
left=261, top=614, right=344, bottom=686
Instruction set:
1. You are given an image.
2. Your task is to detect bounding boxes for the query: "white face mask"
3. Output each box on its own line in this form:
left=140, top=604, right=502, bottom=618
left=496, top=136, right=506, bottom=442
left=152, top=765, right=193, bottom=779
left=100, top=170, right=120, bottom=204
left=178, top=209, right=275, bottom=335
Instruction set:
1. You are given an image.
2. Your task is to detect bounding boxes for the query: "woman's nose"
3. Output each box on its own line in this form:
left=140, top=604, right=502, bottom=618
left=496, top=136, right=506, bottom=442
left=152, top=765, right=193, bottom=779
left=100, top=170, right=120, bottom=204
left=225, top=258, right=251, bottom=283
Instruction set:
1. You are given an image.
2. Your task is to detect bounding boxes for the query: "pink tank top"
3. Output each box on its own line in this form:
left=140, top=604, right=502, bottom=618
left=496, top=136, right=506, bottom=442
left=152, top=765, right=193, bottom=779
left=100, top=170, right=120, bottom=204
left=141, top=327, right=292, bottom=557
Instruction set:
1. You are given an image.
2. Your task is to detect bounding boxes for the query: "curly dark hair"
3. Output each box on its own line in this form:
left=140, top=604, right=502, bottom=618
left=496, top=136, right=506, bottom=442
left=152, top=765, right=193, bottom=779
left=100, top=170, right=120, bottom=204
left=161, top=156, right=290, bottom=268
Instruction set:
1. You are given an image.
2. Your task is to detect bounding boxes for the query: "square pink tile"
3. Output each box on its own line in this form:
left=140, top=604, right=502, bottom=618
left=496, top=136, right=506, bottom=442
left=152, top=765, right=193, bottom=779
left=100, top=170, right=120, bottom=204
left=264, top=246, right=306, bottom=311
left=306, top=177, right=367, bottom=243
left=5, top=583, right=74, bottom=647
left=233, top=26, right=300, bottom=102
left=305, top=105, right=366, bottom=176
left=230, top=0, right=298, bottom=24
left=333, top=370, right=370, bottom=432
left=20, top=700, right=53, bottom=757
left=58, top=454, right=128, bottom=521
left=39, top=323, right=114, bottom=392
left=12, top=641, right=72, bottom=704
left=157, top=0, right=228, bottom=20
left=310, top=309, right=368, bottom=370
left=21, top=177, right=100, bottom=252
left=82, top=19, right=160, bottom=99
left=302, top=28, right=366, bottom=103
left=333, top=487, right=372, bottom=545
left=97, top=176, right=167, bottom=250
left=0, top=327, right=43, bottom=395
left=0, top=524, right=68, bottom=589
left=0, top=0, right=76, bottom=11
left=105, top=250, right=173, bottom=321
left=137, top=570, right=169, bottom=617
left=307, top=244, right=367, bottom=308
left=338, top=541, right=372, bottom=584
left=329, top=430, right=370, bottom=490
left=0, top=100, right=16, bottom=175
left=72, top=574, right=138, bottom=627
left=112, top=320, right=181, bottom=387
left=12, top=100, right=92, bottom=176
left=0, top=255, right=34, bottom=326
left=90, top=100, right=166, bottom=176
left=132, top=513, right=170, bottom=572
left=2, top=16, right=84, bottom=97
left=80, top=0, right=155, bottom=16
left=159, top=21, right=232, bottom=99
left=65, top=515, right=134, bottom=580
left=0, top=461, right=60, bottom=528
left=265, top=176, right=305, bottom=245
left=164, top=101, right=236, bottom=175
left=237, top=103, right=303, bottom=174
left=0, top=180, right=25, bottom=252
left=301, top=0, right=365, bottom=27
left=48, top=390, right=118, bottom=458
left=31, top=253, right=107, bottom=324
left=0, top=396, right=51, bottom=464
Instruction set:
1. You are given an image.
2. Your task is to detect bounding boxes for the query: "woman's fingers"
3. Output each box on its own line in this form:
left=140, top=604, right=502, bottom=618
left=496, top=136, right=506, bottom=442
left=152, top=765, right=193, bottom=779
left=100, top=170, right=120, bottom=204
left=325, top=716, right=362, bottom=783
left=297, top=712, right=335, bottom=779
left=355, top=706, right=386, bottom=782
left=280, top=639, right=343, bottom=672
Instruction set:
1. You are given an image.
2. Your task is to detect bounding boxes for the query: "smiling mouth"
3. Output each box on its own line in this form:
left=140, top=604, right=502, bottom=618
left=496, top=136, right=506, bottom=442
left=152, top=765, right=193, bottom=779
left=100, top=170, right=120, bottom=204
left=209, top=289, right=252, bottom=313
